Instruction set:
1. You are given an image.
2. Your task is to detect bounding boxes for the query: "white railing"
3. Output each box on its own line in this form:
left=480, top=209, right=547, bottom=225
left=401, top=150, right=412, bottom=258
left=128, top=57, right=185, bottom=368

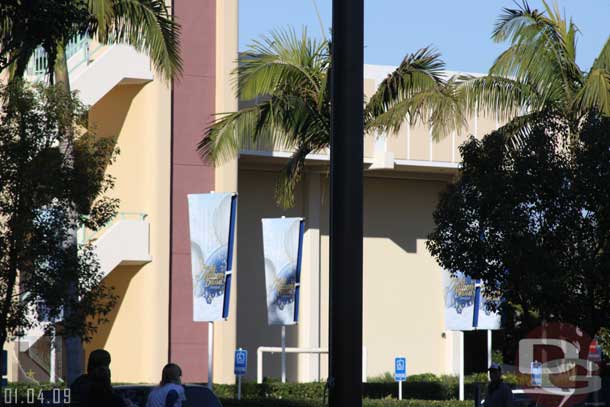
left=256, top=346, right=368, bottom=384
left=25, top=35, right=108, bottom=80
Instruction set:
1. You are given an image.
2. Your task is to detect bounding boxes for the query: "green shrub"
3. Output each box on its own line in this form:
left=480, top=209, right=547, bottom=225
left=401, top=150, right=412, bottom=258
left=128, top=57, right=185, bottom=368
left=219, top=399, right=471, bottom=407
left=214, top=380, right=463, bottom=401
left=368, top=372, right=395, bottom=383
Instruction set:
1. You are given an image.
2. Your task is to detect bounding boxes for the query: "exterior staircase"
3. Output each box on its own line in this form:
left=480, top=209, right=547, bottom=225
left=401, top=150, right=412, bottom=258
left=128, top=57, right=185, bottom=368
left=26, top=37, right=153, bottom=106
left=19, top=213, right=151, bottom=376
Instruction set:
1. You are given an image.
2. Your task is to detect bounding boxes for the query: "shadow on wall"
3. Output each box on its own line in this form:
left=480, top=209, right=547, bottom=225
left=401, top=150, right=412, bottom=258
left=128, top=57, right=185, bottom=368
left=88, top=84, right=144, bottom=174
left=236, top=167, right=450, bottom=382
left=313, top=173, right=444, bottom=254
left=84, top=265, right=141, bottom=364
left=236, top=169, right=306, bottom=382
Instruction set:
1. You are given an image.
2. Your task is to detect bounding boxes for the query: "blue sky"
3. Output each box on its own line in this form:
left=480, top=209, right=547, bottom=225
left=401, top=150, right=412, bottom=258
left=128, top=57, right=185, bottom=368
left=239, top=0, right=610, bottom=73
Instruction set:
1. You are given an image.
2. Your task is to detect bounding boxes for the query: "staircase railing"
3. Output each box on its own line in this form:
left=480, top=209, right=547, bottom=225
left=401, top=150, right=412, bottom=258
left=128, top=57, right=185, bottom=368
left=25, top=35, right=109, bottom=80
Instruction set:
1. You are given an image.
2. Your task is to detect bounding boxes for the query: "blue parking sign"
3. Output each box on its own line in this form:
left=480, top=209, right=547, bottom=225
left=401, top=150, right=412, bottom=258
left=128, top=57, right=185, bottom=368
left=234, top=349, right=248, bottom=376
left=394, top=357, right=407, bottom=382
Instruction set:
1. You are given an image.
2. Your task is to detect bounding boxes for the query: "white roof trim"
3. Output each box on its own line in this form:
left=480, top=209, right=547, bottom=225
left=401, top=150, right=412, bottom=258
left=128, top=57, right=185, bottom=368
left=239, top=150, right=461, bottom=170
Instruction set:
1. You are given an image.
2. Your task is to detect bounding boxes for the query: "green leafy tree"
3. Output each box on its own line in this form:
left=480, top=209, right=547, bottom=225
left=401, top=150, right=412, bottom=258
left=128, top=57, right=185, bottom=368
left=458, top=0, right=610, bottom=141
left=0, top=0, right=181, bottom=380
left=0, top=81, right=118, bottom=373
left=199, top=28, right=466, bottom=208
left=427, top=112, right=610, bottom=356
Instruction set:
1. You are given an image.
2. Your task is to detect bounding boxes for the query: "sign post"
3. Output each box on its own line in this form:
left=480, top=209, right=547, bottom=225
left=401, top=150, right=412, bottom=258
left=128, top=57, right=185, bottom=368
left=459, top=332, right=464, bottom=401
left=394, top=357, right=407, bottom=400
left=281, top=325, right=287, bottom=383
left=443, top=272, right=501, bottom=401
left=208, top=322, right=214, bottom=389
left=188, top=192, right=238, bottom=390
left=234, top=348, right=248, bottom=401
left=262, top=217, right=305, bottom=383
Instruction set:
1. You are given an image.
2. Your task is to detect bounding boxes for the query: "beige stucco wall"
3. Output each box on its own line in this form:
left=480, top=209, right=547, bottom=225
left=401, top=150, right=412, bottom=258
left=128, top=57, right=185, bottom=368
left=86, top=78, right=171, bottom=383
left=212, top=0, right=239, bottom=385
left=235, top=165, right=456, bottom=381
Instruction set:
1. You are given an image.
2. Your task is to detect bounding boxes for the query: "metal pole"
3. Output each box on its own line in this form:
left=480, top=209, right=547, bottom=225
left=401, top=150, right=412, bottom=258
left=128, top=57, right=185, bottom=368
left=208, top=322, right=214, bottom=389
left=237, top=376, right=242, bottom=400
left=257, top=348, right=263, bottom=384
left=362, top=346, right=367, bottom=383
left=459, top=331, right=465, bottom=401
left=50, top=330, right=56, bottom=384
left=487, top=330, right=492, bottom=368
left=329, top=1, right=364, bottom=406
left=281, top=326, right=287, bottom=383
left=398, top=381, right=403, bottom=400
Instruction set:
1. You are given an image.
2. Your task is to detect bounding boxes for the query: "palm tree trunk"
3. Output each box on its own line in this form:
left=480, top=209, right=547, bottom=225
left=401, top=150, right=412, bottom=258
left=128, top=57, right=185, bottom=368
left=53, top=40, right=83, bottom=385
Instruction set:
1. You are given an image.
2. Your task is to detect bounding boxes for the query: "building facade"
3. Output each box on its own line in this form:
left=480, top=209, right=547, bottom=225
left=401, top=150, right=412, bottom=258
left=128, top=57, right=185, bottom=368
left=7, top=1, right=501, bottom=385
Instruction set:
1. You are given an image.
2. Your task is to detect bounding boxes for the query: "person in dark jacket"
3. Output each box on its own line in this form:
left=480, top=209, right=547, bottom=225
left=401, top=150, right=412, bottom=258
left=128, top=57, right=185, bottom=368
left=70, top=349, right=132, bottom=407
left=70, top=349, right=112, bottom=406
left=484, top=363, right=514, bottom=407
left=87, top=365, right=128, bottom=407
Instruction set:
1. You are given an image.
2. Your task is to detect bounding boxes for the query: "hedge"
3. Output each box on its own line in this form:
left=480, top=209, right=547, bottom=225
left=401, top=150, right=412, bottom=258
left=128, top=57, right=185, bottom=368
left=212, top=379, right=491, bottom=401
left=1, top=372, right=510, bottom=402
left=220, top=399, right=472, bottom=407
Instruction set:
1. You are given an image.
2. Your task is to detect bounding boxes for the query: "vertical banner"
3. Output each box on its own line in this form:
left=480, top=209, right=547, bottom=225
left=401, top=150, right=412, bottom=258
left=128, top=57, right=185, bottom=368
left=188, top=193, right=237, bottom=322
left=443, top=271, right=500, bottom=331
left=262, top=217, right=305, bottom=325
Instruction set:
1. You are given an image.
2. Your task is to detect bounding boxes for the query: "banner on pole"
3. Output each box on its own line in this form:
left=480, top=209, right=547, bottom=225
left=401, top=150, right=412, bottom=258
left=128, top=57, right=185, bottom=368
left=443, top=271, right=500, bottom=331
left=188, top=192, right=237, bottom=322
left=262, top=217, right=305, bottom=325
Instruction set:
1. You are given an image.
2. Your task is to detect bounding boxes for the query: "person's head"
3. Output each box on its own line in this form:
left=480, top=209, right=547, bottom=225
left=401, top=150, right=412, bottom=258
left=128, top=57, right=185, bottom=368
left=87, top=349, right=111, bottom=373
left=161, top=363, right=182, bottom=386
left=488, top=363, right=502, bottom=383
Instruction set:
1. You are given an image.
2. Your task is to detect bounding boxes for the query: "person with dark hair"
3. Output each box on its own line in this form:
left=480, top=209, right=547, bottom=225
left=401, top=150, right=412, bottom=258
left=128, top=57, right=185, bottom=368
left=87, top=365, right=129, bottom=407
left=70, top=349, right=133, bottom=407
left=70, top=349, right=112, bottom=406
left=484, top=364, right=514, bottom=407
left=146, top=363, right=187, bottom=407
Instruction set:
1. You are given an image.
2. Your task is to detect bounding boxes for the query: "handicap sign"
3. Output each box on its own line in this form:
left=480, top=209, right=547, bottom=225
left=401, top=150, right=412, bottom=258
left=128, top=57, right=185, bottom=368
left=394, top=357, right=407, bottom=382
left=234, top=348, right=248, bottom=376
left=530, top=360, right=542, bottom=387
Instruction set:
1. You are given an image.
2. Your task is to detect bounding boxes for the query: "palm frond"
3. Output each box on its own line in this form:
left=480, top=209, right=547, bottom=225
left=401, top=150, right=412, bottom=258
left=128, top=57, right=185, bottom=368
left=457, top=74, right=544, bottom=121
left=200, top=92, right=328, bottom=164
left=93, top=0, right=182, bottom=81
left=237, top=27, right=329, bottom=101
left=490, top=0, right=582, bottom=104
left=574, top=69, right=610, bottom=117
left=199, top=99, right=296, bottom=165
left=275, top=143, right=312, bottom=209
left=365, top=47, right=445, bottom=125
left=591, top=37, right=610, bottom=72
left=367, top=77, right=468, bottom=141
left=495, top=110, right=547, bottom=151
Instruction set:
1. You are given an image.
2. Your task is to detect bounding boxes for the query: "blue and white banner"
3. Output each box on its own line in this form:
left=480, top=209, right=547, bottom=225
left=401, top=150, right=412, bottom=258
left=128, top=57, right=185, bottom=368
left=443, top=271, right=501, bottom=331
left=262, top=217, right=305, bottom=326
left=188, top=192, right=237, bottom=322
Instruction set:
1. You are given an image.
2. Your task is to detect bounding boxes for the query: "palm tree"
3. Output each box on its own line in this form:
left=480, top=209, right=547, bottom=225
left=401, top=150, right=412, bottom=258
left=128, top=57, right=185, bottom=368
left=199, top=28, right=466, bottom=208
left=0, top=0, right=181, bottom=87
left=457, top=0, right=609, bottom=141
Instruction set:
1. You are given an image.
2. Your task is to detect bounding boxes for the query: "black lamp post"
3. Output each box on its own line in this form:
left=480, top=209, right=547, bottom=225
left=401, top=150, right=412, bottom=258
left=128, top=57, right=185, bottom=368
left=329, top=0, right=364, bottom=406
